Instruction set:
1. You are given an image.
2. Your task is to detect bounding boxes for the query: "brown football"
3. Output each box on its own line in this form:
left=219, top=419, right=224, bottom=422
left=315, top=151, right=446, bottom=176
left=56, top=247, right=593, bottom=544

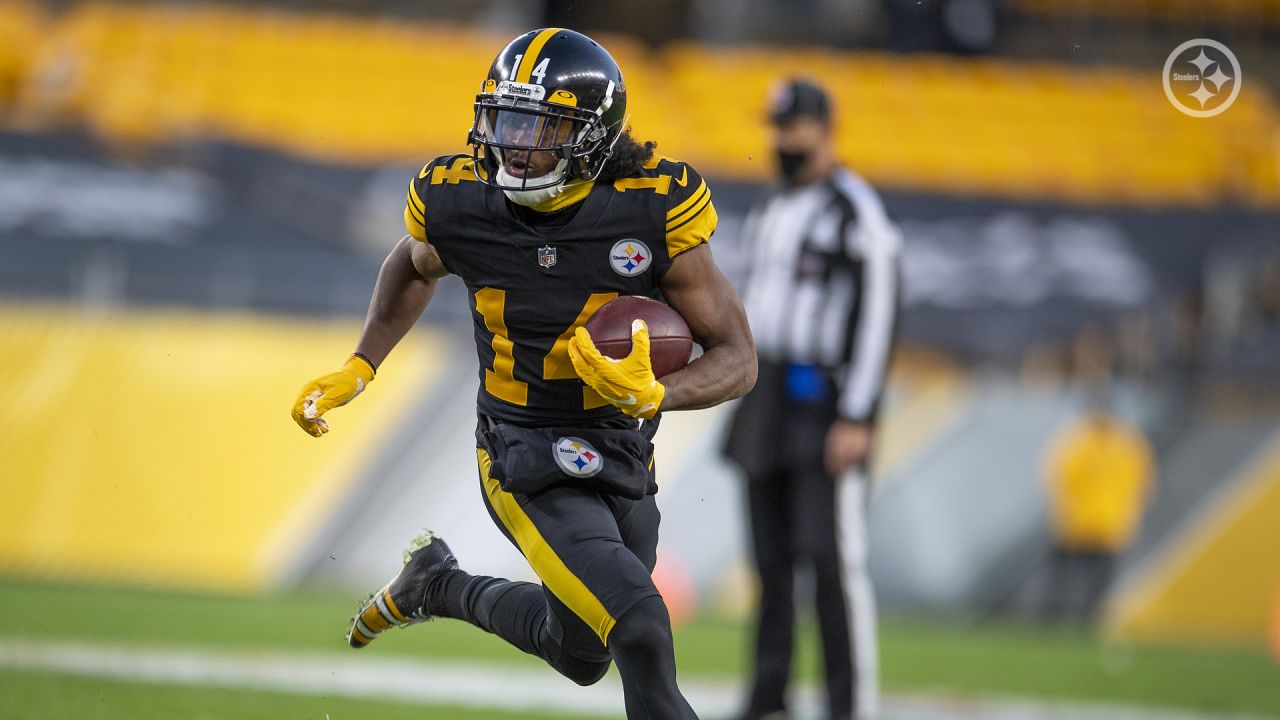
left=583, top=296, right=693, bottom=378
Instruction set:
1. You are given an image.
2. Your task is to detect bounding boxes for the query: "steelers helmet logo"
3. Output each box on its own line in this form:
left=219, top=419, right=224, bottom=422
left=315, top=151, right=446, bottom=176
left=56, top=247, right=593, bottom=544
left=553, top=437, right=604, bottom=478
left=610, top=239, right=652, bottom=277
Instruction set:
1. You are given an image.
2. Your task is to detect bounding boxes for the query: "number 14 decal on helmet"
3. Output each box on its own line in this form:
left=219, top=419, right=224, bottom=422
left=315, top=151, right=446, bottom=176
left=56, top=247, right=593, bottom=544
left=509, top=54, right=550, bottom=83
left=532, top=58, right=549, bottom=84
left=509, top=56, right=550, bottom=84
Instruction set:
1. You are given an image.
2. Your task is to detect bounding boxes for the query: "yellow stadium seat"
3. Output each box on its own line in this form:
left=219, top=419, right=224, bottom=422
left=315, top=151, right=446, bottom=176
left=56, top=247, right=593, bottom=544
left=0, top=3, right=1276, bottom=206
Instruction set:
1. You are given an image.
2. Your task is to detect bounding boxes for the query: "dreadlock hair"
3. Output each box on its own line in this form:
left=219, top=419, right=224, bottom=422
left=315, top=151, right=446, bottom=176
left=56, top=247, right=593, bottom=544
left=596, top=130, right=656, bottom=183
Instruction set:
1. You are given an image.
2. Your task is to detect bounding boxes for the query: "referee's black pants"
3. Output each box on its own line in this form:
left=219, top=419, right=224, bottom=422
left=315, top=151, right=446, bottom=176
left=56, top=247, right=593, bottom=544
left=728, top=363, right=878, bottom=720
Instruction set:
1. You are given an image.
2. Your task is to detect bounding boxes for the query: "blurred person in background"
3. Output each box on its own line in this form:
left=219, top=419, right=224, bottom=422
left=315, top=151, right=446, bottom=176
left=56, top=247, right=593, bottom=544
left=1043, top=385, right=1156, bottom=622
left=723, top=78, right=901, bottom=720
left=292, top=28, right=756, bottom=719
left=1250, top=253, right=1280, bottom=331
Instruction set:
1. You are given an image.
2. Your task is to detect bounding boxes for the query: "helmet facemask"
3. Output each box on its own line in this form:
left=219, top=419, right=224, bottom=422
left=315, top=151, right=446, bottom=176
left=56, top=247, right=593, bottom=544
left=469, top=85, right=617, bottom=196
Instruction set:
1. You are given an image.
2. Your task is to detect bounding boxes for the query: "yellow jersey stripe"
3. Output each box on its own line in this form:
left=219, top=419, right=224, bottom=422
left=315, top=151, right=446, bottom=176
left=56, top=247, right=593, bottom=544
left=407, top=182, right=425, bottom=213
left=405, top=191, right=425, bottom=224
left=404, top=206, right=426, bottom=241
left=666, top=188, right=711, bottom=232
left=516, top=28, right=563, bottom=83
left=477, top=447, right=617, bottom=644
left=667, top=198, right=718, bottom=258
left=665, top=178, right=708, bottom=221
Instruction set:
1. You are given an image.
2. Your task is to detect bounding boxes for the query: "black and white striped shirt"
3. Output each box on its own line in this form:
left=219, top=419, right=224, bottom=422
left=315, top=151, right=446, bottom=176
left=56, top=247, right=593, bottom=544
left=739, top=168, right=901, bottom=422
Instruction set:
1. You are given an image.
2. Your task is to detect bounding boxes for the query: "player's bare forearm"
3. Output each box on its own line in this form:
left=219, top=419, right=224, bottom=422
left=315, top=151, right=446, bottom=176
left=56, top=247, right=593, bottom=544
left=661, top=338, right=756, bottom=411
left=658, top=244, right=757, bottom=411
left=354, top=236, right=448, bottom=368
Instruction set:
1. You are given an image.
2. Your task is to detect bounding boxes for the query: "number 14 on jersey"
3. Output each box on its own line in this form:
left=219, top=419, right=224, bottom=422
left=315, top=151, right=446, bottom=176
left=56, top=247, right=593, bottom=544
left=474, top=287, right=616, bottom=409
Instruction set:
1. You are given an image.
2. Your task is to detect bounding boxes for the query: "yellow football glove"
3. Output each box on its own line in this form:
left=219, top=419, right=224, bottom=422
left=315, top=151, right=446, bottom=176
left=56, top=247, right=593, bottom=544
left=567, top=320, right=665, bottom=420
left=290, top=354, right=375, bottom=437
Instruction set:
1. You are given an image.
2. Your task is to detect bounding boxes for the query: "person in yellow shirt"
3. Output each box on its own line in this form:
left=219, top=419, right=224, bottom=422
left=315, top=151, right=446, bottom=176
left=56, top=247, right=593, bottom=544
left=1043, top=407, right=1156, bottom=621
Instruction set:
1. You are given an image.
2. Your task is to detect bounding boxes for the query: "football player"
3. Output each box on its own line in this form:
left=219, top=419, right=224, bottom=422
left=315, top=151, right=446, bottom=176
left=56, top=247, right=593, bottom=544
left=291, top=28, right=756, bottom=719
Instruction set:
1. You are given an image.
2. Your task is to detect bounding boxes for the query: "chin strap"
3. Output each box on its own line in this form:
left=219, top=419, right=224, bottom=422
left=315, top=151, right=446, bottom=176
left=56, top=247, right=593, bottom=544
left=496, top=160, right=571, bottom=207
left=501, top=181, right=566, bottom=207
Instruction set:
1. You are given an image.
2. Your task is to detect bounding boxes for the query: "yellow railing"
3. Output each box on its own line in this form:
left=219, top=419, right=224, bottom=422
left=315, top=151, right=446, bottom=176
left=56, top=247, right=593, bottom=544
left=1, top=1, right=1277, bottom=206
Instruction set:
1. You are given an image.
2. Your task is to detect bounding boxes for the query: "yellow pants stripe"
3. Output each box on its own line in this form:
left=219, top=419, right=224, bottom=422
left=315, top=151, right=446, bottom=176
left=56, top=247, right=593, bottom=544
left=477, top=447, right=617, bottom=644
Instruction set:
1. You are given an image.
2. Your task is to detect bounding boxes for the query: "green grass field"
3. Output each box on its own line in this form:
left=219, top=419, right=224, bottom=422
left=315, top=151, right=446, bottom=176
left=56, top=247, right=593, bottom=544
left=1, top=578, right=1277, bottom=718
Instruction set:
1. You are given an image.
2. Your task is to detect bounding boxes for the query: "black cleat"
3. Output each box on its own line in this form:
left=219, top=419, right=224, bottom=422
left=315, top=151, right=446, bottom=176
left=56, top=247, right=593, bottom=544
left=347, top=530, right=458, bottom=649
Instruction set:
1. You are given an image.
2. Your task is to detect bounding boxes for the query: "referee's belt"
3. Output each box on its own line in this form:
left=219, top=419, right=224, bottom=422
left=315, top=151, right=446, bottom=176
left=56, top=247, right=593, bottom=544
left=783, top=362, right=835, bottom=403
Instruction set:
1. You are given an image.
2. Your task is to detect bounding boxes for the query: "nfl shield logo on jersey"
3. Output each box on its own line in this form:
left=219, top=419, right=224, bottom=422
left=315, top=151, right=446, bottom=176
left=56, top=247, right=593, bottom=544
left=538, top=245, right=557, bottom=269
left=553, top=437, right=604, bottom=478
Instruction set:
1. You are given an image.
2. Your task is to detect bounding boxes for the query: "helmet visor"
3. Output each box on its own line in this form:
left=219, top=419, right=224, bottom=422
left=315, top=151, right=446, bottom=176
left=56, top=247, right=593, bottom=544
left=485, top=108, right=584, bottom=152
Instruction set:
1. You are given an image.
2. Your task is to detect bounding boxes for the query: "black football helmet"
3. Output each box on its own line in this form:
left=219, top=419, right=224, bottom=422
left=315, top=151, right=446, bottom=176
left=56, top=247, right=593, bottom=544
left=468, top=28, right=628, bottom=192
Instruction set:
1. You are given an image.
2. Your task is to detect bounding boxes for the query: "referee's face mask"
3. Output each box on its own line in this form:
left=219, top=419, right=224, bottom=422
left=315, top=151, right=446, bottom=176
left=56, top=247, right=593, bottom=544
left=768, top=78, right=834, bottom=185
left=772, top=115, right=831, bottom=185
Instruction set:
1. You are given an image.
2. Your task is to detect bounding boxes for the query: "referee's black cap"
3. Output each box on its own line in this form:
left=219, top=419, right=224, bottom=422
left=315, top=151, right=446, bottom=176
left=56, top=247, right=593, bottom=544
left=768, top=77, right=832, bottom=124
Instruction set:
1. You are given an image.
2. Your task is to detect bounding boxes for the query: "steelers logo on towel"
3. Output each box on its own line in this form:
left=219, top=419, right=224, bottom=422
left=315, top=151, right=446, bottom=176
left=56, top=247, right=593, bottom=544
left=553, top=437, right=604, bottom=478
left=609, top=239, right=652, bottom=277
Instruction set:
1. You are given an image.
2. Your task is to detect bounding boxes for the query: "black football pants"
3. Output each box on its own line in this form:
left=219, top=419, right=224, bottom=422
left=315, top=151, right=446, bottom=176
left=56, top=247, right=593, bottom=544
left=437, top=447, right=697, bottom=720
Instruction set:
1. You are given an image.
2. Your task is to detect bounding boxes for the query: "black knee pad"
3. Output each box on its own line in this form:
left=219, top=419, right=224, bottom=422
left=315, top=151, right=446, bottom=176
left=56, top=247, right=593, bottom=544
left=608, top=595, right=673, bottom=655
left=555, top=652, right=612, bottom=687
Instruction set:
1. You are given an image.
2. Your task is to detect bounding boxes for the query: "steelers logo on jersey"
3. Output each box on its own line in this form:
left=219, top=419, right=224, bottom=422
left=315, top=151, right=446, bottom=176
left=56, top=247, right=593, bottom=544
left=609, top=239, right=652, bottom=277
left=553, top=437, right=604, bottom=478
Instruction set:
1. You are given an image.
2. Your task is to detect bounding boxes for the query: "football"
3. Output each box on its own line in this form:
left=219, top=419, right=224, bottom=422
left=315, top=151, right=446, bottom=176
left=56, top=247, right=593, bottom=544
left=583, top=296, right=694, bottom=378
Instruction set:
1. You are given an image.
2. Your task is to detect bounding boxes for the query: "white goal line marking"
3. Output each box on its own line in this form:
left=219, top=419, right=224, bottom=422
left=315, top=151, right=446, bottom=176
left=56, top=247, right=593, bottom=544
left=0, top=640, right=1270, bottom=720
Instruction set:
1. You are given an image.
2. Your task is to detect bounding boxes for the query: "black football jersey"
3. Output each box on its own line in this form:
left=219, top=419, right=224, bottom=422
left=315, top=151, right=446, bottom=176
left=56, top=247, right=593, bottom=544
left=404, top=153, right=717, bottom=425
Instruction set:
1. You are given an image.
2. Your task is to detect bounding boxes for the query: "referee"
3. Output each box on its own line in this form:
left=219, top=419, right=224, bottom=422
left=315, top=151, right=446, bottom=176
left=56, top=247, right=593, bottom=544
left=724, top=78, right=901, bottom=720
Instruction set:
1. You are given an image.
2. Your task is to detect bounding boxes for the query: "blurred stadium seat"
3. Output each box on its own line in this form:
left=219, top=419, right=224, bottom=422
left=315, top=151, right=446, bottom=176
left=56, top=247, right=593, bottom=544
left=1, top=0, right=1276, bottom=206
